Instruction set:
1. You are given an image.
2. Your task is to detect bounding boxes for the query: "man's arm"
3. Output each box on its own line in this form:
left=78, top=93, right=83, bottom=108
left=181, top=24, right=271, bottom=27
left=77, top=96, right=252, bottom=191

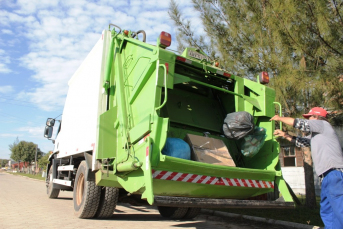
left=273, top=129, right=311, bottom=147
left=273, top=129, right=294, bottom=141
left=270, top=115, right=295, bottom=127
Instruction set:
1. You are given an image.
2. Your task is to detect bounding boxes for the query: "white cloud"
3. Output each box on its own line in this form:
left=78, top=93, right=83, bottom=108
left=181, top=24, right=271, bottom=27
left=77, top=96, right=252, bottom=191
left=0, top=49, right=11, bottom=73
left=1, top=0, right=201, bottom=111
left=0, top=64, right=11, bottom=73
left=18, top=126, right=44, bottom=137
left=0, top=133, right=22, bottom=138
left=0, top=10, right=32, bottom=26
left=1, top=29, right=13, bottom=34
left=13, top=0, right=59, bottom=15
left=0, top=86, right=14, bottom=93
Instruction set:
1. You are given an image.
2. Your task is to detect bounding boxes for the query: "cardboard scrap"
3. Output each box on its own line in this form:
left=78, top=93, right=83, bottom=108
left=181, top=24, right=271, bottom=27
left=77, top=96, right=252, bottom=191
left=185, top=134, right=236, bottom=167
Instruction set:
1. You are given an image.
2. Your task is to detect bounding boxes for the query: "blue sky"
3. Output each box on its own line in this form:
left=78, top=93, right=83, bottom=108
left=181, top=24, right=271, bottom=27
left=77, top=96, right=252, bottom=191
left=0, top=0, right=202, bottom=159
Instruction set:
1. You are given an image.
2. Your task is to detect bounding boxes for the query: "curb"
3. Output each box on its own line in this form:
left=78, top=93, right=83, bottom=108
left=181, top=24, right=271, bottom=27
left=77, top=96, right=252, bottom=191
left=201, top=209, right=320, bottom=229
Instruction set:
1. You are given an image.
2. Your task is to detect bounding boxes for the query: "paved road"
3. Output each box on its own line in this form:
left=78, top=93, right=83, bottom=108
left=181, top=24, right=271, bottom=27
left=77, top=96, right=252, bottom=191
left=0, top=172, right=292, bottom=229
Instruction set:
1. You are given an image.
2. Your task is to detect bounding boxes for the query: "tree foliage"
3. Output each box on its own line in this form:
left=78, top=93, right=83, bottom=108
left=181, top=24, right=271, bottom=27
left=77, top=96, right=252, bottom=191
left=0, top=159, right=9, bottom=167
left=38, top=152, right=51, bottom=170
left=169, top=0, right=343, bottom=117
left=9, top=139, right=43, bottom=166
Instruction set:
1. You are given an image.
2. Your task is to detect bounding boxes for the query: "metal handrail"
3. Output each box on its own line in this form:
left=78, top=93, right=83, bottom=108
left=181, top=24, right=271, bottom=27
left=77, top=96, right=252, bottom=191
left=155, top=64, right=168, bottom=111
left=273, top=102, right=282, bottom=130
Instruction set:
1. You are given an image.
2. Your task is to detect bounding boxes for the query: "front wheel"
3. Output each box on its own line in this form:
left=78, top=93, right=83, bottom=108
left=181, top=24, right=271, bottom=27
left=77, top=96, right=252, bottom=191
left=46, top=165, right=59, bottom=198
left=73, top=161, right=101, bottom=218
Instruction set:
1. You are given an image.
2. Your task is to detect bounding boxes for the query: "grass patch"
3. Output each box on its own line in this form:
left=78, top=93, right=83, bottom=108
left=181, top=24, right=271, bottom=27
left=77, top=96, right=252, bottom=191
left=7, top=172, right=45, bottom=181
left=215, top=196, right=323, bottom=227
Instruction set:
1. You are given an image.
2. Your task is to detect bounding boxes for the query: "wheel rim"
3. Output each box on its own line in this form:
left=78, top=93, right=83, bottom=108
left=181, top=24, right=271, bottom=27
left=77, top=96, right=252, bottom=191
left=76, top=173, right=85, bottom=205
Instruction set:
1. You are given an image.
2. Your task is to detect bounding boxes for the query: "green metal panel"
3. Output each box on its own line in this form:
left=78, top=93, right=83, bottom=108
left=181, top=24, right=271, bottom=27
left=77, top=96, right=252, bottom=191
left=234, top=77, right=246, bottom=112
left=96, top=170, right=121, bottom=188
left=161, top=88, right=224, bottom=133
left=97, top=106, right=117, bottom=159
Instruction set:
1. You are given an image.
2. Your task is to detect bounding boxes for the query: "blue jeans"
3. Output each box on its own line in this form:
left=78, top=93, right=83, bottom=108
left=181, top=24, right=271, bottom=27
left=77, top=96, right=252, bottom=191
left=320, top=170, right=343, bottom=229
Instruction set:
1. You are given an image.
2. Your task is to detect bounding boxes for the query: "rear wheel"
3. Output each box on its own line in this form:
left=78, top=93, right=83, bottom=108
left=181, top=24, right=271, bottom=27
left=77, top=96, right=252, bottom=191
left=157, top=206, right=188, bottom=219
left=73, top=161, right=101, bottom=218
left=183, top=207, right=201, bottom=219
left=46, top=165, right=59, bottom=198
left=95, top=187, right=119, bottom=218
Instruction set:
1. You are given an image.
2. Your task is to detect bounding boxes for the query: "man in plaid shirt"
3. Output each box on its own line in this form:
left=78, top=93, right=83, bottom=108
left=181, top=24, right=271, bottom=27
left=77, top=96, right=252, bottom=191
left=270, top=107, right=343, bottom=229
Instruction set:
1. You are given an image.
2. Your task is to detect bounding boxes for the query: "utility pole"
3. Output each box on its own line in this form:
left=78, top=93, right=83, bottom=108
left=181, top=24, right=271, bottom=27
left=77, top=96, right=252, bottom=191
left=34, top=144, right=38, bottom=174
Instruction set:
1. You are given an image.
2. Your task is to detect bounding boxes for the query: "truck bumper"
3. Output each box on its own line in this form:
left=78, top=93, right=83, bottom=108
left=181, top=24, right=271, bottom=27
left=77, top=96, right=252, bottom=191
left=154, top=195, right=294, bottom=209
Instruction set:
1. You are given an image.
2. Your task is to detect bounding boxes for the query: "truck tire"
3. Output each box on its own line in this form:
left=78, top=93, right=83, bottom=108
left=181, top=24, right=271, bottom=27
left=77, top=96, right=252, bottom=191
left=95, top=187, right=119, bottom=218
left=183, top=207, right=201, bottom=219
left=46, top=165, right=60, bottom=198
left=157, top=206, right=188, bottom=219
left=73, top=161, right=101, bottom=219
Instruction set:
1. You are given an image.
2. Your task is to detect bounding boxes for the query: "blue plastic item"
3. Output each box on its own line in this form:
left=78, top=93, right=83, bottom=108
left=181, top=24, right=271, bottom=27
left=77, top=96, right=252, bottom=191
left=162, top=138, right=191, bottom=160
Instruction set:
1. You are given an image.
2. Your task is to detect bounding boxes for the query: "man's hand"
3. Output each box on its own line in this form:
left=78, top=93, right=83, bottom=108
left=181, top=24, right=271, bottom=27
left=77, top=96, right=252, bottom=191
left=270, top=115, right=280, bottom=121
left=273, top=129, right=286, bottom=137
left=270, top=115, right=295, bottom=127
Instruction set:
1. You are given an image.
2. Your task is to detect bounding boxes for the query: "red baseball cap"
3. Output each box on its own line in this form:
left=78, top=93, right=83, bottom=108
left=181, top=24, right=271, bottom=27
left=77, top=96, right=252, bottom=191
left=302, top=107, right=327, bottom=119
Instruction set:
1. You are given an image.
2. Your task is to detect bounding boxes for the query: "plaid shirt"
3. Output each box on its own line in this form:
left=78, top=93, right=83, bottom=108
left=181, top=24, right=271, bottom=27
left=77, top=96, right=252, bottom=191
left=291, top=119, right=311, bottom=147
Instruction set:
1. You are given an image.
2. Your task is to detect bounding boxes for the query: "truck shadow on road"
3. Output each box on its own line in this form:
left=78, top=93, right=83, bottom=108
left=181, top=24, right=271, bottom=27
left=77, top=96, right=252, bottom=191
left=54, top=197, right=73, bottom=201
left=99, top=214, right=227, bottom=229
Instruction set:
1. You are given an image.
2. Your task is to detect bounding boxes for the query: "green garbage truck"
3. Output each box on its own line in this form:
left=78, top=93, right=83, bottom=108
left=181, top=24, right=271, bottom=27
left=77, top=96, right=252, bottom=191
left=44, top=23, right=294, bottom=219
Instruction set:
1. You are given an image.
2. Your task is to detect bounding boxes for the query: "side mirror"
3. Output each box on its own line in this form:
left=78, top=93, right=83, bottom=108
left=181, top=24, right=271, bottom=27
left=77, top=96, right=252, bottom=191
left=44, top=126, right=53, bottom=138
left=46, top=118, right=55, bottom=127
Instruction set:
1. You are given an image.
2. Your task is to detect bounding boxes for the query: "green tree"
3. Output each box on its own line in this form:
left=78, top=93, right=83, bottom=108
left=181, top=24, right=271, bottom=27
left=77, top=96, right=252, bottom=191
left=169, top=0, right=343, bottom=116
left=9, top=137, right=19, bottom=154
left=0, top=159, right=9, bottom=167
left=38, top=152, right=51, bottom=171
left=9, top=140, right=43, bottom=167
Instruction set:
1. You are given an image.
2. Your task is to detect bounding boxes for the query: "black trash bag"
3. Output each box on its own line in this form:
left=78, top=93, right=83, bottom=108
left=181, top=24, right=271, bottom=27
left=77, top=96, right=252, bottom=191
left=223, top=111, right=254, bottom=140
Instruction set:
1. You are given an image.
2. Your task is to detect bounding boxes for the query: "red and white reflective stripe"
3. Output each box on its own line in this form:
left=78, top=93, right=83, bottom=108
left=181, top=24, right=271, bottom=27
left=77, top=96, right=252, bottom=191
left=146, top=146, right=150, bottom=170
left=152, top=170, right=273, bottom=189
left=138, top=134, right=150, bottom=145
left=176, top=56, right=192, bottom=64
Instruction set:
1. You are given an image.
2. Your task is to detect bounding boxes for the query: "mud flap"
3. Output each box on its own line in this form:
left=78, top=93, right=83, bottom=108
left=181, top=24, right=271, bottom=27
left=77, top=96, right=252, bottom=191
left=141, top=136, right=154, bottom=205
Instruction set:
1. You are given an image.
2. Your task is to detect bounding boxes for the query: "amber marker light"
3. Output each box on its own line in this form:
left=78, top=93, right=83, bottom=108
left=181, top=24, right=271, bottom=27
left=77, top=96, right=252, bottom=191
left=159, top=31, right=171, bottom=48
left=259, top=71, right=269, bottom=84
